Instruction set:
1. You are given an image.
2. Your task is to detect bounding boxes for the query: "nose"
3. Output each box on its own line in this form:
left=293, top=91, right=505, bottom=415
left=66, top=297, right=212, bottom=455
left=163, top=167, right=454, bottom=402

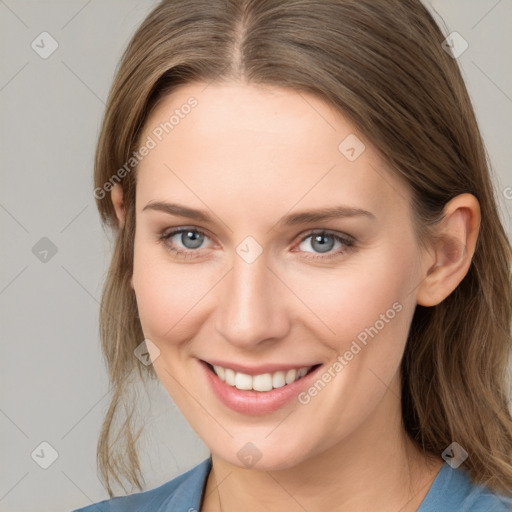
left=214, top=250, right=291, bottom=349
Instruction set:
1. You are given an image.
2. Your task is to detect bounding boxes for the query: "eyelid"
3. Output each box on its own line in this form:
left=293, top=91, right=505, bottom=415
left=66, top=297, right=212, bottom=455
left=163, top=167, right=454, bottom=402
left=291, top=229, right=355, bottom=260
left=159, top=226, right=355, bottom=259
left=161, top=226, right=210, bottom=238
left=160, top=226, right=214, bottom=246
left=297, top=228, right=354, bottom=244
left=160, top=227, right=353, bottom=245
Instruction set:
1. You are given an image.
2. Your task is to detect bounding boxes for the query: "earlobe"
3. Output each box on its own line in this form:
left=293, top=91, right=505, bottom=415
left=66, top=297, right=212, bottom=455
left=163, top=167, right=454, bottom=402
left=111, top=184, right=126, bottom=229
left=416, top=193, right=481, bottom=307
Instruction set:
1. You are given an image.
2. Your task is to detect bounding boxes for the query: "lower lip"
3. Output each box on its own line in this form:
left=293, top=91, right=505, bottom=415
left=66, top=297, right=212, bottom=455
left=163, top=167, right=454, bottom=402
left=201, top=361, right=322, bottom=415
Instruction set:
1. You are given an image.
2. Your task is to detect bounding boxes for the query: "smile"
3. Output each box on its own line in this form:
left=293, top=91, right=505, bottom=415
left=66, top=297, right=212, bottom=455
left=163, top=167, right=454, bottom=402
left=210, top=364, right=314, bottom=392
left=200, top=359, right=323, bottom=415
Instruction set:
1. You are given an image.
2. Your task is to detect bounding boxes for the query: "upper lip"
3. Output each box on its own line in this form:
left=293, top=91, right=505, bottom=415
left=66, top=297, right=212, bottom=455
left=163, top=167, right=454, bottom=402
left=201, top=359, right=320, bottom=376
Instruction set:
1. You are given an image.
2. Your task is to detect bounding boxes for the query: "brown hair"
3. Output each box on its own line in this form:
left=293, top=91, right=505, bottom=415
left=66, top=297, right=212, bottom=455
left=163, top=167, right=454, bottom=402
left=93, top=0, right=512, bottom=497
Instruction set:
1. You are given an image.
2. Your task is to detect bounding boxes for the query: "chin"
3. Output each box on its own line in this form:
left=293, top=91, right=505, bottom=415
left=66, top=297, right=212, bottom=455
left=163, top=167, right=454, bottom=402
left=211, top=437, right=314, bottom=472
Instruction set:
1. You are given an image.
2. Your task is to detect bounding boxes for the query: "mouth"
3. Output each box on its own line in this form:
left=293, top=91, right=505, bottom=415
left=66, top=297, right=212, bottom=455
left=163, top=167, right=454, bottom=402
left=200, top=359, right=324, bottom=415
left=203, top=361, right=322, bottom=392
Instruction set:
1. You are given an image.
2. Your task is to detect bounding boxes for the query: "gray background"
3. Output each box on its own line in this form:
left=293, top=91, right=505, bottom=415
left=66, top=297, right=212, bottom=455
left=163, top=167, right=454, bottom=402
left=0, top=1, right=511, bottom=511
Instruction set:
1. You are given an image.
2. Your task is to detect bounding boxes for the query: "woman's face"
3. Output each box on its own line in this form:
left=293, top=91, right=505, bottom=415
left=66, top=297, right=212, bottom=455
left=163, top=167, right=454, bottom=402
left=130, top=81, right=427, bottom=470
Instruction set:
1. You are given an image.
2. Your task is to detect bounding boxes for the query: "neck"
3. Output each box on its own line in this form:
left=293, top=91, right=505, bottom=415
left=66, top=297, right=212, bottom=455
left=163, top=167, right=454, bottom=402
left=201, top=378, right=443, bottom=512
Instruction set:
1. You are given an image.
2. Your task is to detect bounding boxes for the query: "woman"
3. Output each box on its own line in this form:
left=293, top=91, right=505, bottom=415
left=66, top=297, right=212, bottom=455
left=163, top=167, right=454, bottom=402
left=74, top=0, right=512, bottom=510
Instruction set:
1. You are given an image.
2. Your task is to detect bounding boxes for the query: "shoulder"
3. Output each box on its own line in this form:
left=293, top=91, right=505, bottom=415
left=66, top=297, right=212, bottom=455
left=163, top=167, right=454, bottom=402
left=70, top=457, right=212, bottom=512
left=419, top=463, right=512, bottom=512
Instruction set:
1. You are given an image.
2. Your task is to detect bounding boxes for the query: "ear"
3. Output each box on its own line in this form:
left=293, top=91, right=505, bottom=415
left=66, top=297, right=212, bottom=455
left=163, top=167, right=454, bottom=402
left=416, top=193, right=481, bottom=307
left=111, top=184, right=135, bottom=289
left=111, top=184, right=126, bottom=229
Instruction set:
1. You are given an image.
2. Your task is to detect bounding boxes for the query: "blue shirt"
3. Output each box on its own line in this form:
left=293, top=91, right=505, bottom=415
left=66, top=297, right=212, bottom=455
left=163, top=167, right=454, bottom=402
left=72, top=457, right=512, bottom=511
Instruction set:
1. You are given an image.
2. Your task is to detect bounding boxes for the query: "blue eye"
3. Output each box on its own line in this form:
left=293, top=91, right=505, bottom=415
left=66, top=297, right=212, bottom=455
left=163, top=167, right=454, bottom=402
left=160, top=228, right=210, bottom=257
left=297, top=231, right=354, bottom=259
left=173, top=230, right=205, bottom=249
left=159, top=228, right=354, bottom=260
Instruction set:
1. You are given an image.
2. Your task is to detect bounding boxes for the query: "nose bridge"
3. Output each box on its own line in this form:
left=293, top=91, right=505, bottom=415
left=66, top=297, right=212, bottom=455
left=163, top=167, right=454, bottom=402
left=215, top=250, right=289, bottom=347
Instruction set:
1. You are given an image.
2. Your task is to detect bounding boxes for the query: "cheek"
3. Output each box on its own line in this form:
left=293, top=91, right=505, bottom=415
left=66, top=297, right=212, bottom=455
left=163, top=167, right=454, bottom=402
left=289, top=248, right=417, bottom=349
left=293, top=264, right=415, bottom=442
left=131, top=240, right=219, bottom=340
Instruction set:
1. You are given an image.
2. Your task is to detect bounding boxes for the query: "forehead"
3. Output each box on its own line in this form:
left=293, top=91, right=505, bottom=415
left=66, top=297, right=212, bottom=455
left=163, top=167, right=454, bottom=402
left=142, top=81, right=358, bottom=159
left=135, top=81, right=410, bottom=224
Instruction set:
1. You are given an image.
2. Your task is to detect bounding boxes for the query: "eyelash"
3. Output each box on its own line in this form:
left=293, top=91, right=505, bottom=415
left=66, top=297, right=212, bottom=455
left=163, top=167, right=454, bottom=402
left=158, top=227, right=355, bottom=261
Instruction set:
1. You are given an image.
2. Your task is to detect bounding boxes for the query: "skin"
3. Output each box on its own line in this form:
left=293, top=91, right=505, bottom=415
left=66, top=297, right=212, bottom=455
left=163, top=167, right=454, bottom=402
left=111, top=81, right=480, bottom=511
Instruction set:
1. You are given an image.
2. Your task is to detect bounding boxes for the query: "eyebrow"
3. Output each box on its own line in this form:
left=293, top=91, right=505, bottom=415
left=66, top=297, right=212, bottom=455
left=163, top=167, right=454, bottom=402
left=142, top=201, right=375, bottom=226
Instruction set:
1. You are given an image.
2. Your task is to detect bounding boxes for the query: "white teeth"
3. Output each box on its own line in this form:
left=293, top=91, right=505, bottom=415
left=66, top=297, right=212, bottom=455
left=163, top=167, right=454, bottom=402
left=213, top=365, right=225, bottom=381
left=225, top=368, right=236, bottom=386
left=285, top=369, right=297, bottom=384
left=211, top=364, right=313, bottom=391
left=253, top=373, right=273, bottom=392
left=272, top=371, right=286, bottom=388
left=297, top=367, right=308, bottom=378
left=235, top=372, right=253, bottom=390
